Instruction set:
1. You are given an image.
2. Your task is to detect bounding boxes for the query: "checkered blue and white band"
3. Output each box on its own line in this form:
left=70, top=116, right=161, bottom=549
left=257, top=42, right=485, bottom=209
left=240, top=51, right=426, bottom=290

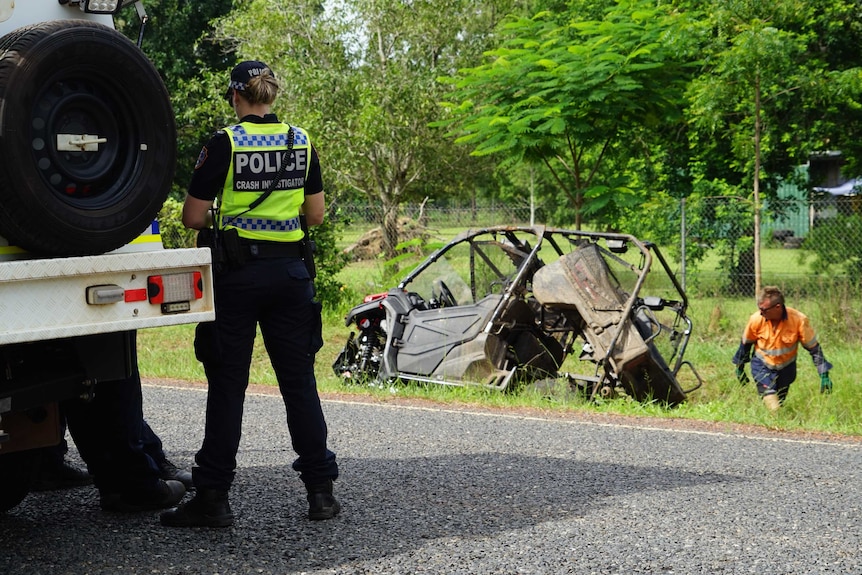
left=228, top=125, right=309, bottom=148
left=228, top=216, right=301, bottom=232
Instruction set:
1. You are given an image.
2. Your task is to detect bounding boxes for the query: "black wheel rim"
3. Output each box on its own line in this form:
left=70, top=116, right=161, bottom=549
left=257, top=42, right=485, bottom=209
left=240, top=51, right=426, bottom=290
left=31, top=74, right=136, bottom=209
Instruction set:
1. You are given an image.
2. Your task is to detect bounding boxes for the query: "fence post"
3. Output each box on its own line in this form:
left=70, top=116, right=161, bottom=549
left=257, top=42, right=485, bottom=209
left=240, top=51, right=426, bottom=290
left=680, top=196, right=686, bottom=292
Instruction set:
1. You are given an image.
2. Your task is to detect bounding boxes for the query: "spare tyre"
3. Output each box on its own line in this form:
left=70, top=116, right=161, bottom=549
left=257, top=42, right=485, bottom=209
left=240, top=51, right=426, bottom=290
left=0, top=20, right=176, bottom=256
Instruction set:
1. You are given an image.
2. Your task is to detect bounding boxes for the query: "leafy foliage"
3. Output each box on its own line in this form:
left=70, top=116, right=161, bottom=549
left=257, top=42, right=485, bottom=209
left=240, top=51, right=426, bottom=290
left=682, top=0, right=862, bottom=295
left=437, top=1, right=699, bottom=229
left=120, top=0, right=862, bottom=302
left=310, top=208, right=353, bottom=307
left=117, top=0, right=236, bottom=196
left=801, top=215, right=862, bottom=281
left=158, top=198, right=198, bottom=248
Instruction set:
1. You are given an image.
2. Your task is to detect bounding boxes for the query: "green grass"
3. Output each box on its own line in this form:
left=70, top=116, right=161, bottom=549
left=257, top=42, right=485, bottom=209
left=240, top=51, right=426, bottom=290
left=138, top=237, right=862, bottom=439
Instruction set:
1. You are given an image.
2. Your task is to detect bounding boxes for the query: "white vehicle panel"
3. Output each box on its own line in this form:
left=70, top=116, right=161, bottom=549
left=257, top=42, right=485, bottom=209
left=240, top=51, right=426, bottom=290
left=0, top=248, right=215, bottom=345
left=0, top=0, right=114, bottom=32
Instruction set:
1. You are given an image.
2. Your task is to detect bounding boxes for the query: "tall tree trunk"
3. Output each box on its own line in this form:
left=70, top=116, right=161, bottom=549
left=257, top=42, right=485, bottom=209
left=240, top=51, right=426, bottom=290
left=753, top=74, right=763, bottom=299
left=381, top=201, right=400, bottom=259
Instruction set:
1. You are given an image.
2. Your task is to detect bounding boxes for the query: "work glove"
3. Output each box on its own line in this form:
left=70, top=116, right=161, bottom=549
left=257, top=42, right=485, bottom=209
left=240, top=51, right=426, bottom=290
left=735, top=364, right=750, bottom=385
left=820, top=372, right=833, bottom=394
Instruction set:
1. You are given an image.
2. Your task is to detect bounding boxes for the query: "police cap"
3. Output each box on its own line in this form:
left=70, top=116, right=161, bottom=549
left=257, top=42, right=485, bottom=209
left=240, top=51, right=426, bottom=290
left=225, top=60, right=275, bottom=102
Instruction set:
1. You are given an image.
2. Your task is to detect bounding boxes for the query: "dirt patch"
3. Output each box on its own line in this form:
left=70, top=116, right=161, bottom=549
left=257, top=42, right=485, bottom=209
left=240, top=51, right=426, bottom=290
left=343, top=217, right=429, bottom=261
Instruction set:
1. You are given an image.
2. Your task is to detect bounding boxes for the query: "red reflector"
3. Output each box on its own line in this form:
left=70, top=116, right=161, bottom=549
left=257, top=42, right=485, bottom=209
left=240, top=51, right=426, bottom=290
left=148, top=276, right=165, bottom=304
left=193, top=271, right=203, bottom=299
left=363, top=292, right=388, bottom=303
left=125, top=288, right=148, bottom=302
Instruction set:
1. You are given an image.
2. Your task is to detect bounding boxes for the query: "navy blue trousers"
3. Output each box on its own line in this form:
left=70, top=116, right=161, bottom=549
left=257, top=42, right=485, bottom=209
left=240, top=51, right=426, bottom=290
left=750, top=355, right=797, bottom=403
left=64, top=331, right=162, bottom=495
left=192, top=257, right=337, bottom=491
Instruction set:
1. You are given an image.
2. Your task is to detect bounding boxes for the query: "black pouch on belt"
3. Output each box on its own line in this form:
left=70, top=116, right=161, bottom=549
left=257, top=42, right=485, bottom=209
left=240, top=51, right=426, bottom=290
left=302, top=237, right=317, bottom=279
left=221, top=227, right=245, bottom=269
left=197, top=227, right=244, bottom=272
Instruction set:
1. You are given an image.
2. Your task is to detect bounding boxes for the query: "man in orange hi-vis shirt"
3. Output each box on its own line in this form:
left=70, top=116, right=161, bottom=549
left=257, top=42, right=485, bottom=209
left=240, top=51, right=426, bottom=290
left=732, top=286, right=834, bottom=411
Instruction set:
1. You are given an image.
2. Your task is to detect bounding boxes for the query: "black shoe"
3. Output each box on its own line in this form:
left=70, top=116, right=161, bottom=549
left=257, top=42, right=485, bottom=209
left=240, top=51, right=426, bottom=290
left=160, top=488, right=233, bottom=528
left=306, top=480, right=340, bottom=521
left=100, top=479, right=186, bottom=513
left=32, top=460, right=93, bottom=491
left=158, top=459, right=194, bottom=490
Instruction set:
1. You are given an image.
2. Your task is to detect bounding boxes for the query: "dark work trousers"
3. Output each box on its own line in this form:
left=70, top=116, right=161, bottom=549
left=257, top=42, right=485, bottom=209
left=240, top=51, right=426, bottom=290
left=64, top=331, right=162, bottom=495
left=40, top=406, right=71, bottom=470
left=141, top=419, right=168, bottom=466
left=750, top=355, right=797, bottom=403
left=44, top=408, right=166, bottom=472
left=192, top=256, right=337, bottom=492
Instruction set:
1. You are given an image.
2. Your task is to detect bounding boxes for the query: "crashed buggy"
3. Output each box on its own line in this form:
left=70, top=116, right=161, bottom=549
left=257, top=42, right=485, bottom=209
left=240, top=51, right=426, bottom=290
left=333, top=226, right=702, bottom=406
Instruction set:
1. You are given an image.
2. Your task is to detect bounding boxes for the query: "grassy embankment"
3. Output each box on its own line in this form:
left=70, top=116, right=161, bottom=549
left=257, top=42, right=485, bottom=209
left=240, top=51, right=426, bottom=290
left=137, top=225, right=862, bottom=437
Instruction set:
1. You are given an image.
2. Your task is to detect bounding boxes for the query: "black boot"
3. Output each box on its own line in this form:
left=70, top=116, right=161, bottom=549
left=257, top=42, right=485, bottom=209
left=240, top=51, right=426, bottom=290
left=100, top=479, right=186, bottom=513
left=157, top=459, right=194, bottom=490
left=306, top=480, right=340, bottom=521
left=32, top=460, right=93, bottom=491
left=160, top=488, right=233, bottom=528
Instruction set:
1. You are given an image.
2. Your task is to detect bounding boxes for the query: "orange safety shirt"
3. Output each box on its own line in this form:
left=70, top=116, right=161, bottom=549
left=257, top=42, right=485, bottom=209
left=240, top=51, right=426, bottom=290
left=741, top=306, right=818, bottom=371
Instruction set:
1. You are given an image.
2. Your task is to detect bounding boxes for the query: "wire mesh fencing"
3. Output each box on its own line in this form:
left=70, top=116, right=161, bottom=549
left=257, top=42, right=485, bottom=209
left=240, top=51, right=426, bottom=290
left=683, top=194, right=862, bottom=300
left=158, top=194, right=861, bottom=303
left=332, top=200, right=541, bottom=230
left=330, top=196, right=861, bottom=301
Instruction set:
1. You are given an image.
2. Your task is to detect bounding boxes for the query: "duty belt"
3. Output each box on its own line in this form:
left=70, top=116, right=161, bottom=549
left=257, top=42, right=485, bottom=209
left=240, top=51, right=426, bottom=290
left=240, top=240, right=303, bottom=258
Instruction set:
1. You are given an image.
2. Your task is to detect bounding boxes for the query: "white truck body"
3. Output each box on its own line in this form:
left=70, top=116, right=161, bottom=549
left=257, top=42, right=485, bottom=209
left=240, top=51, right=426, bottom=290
left=0, top=245, right=214, bottom=346
left=0, top=0, right=113, bottom=28
left=0, top=0, right=214, bottom=511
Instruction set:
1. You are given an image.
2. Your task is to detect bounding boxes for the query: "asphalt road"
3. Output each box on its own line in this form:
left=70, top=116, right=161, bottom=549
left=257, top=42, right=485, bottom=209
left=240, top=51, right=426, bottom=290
left=2, top=382, right=860, bottom=575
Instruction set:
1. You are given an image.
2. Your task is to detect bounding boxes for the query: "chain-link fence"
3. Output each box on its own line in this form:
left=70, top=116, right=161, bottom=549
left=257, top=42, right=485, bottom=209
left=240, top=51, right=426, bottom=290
left=159, top=194, right=860, bottom=302
left=332, top=200, right=541, bottom=230
left=329, top=195, right=861, bottom=301
left=159, top=199, right=541, bottom=249
left=685, top=194, right=862, bottom=300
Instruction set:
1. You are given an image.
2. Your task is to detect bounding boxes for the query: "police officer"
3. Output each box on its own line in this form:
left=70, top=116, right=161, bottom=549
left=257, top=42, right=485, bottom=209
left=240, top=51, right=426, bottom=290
left=161, top=61, right=338, bottom=528
left=35, top=413, right=192, bottom=494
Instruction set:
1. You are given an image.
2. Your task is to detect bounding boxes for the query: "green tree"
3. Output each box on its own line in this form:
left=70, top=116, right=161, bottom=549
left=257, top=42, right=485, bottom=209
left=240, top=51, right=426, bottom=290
left=117, top=0, right=236, bottom=197
left=118, top=0, right=234, bottom=82
left=437, top=1, right=698, bottom=230
left=214, top=0, right=519, bottom=258
left=684, top=0, right=862, bottom=297
left=687, top=8, right=808, bottom=296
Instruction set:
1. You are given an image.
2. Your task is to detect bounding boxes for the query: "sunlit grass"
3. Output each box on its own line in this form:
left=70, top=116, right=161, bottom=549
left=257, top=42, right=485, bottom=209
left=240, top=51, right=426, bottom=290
left=138, top=232, right=862, bottom=438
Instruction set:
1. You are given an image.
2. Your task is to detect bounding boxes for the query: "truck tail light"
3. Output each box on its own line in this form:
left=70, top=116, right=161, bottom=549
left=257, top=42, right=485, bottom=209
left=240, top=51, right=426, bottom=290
left=79, top=1, right=124, bottom=15
left=147, top=272, right=203, bottom=313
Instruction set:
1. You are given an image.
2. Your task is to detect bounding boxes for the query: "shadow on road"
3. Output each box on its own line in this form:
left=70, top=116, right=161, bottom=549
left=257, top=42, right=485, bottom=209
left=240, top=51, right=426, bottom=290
left=1, top=452, right=738, bottom=574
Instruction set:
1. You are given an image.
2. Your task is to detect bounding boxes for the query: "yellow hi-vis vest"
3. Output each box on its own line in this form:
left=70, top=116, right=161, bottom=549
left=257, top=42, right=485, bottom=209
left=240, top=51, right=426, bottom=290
left=217, top=121, right=311, bottom=243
